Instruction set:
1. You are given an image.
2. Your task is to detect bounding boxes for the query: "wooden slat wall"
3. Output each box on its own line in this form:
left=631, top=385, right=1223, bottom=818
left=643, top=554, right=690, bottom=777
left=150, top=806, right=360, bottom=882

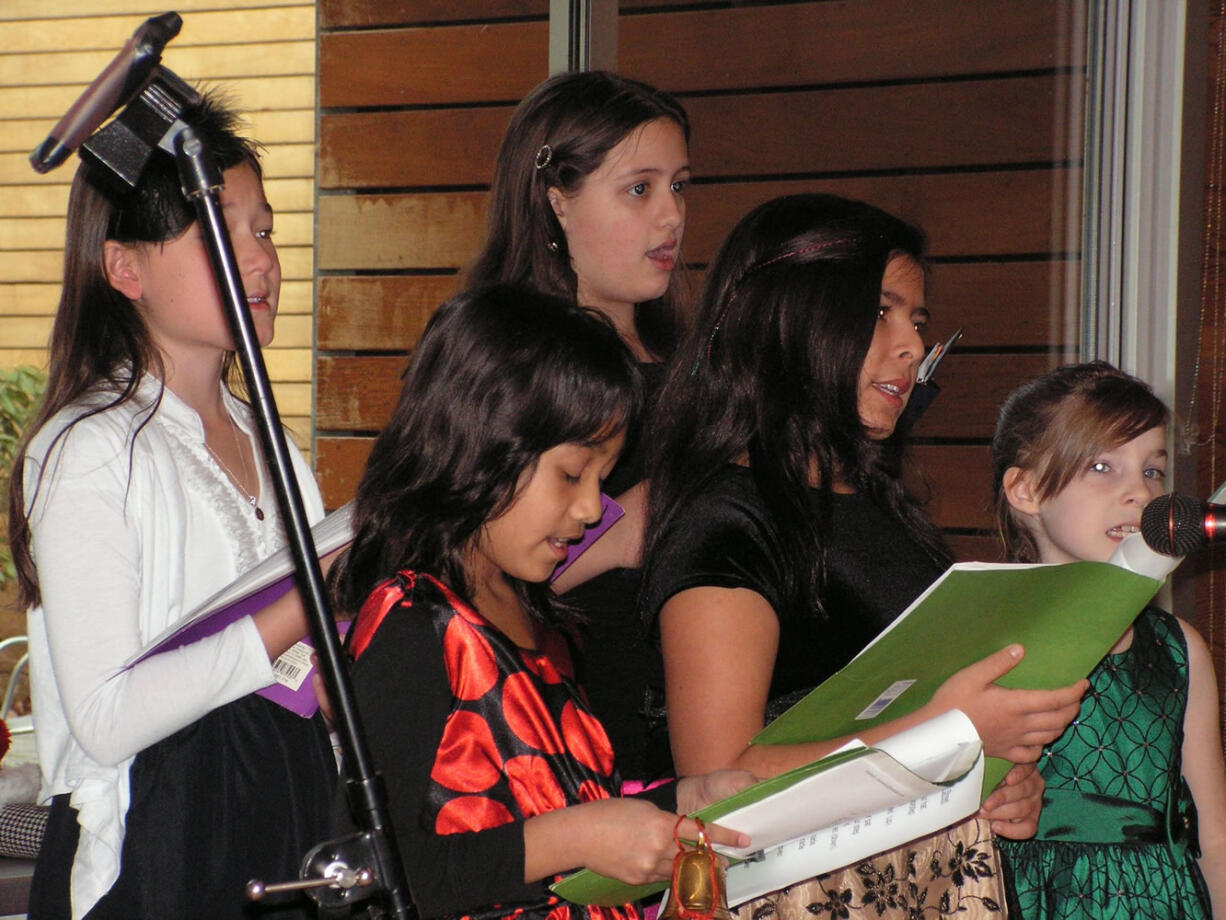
left=315, top=0, right=1085, bottom=561
left=315, top=0, right=549, bottom=506
left=0, top=0, right=316, bottom=449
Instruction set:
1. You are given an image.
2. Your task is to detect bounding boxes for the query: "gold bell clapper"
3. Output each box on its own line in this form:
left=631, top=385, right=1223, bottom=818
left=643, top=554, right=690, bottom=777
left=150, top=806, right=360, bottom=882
left=659, top=818, right=731, bottom=920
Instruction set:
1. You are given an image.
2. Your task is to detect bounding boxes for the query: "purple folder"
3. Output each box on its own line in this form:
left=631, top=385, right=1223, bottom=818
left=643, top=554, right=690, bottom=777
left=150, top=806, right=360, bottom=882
left=552, top=494, right=624, bottom=578
left=125, top=494, right=625, bottom=717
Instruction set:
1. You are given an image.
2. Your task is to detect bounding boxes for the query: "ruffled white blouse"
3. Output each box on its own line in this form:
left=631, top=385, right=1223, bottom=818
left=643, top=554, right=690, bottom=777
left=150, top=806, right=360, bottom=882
left=22, top=374, right=323, bottom=918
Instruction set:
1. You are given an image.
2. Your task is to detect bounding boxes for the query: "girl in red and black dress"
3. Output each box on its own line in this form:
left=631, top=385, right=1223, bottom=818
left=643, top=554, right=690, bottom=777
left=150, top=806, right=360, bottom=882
left=329, top=284, right=750, bottom=920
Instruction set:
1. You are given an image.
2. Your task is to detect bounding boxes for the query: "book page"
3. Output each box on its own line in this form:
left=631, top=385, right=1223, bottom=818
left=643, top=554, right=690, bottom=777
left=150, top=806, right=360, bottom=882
left=125, top=502, right=356, bottom=665
left=120, top=495, right=624, bottom=717
left=723, top=756, right=983, bottom=906
left=711, top=710, right=980, bottom=861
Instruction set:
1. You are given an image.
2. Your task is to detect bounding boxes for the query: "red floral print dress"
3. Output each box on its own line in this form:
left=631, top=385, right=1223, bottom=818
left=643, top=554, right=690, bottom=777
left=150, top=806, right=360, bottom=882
left=349, top=570, right=642, bottom=920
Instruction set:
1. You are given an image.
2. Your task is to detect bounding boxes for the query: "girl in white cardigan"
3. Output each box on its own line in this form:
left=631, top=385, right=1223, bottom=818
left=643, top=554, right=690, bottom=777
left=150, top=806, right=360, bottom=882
left=8, top=92, right=334, bottom=920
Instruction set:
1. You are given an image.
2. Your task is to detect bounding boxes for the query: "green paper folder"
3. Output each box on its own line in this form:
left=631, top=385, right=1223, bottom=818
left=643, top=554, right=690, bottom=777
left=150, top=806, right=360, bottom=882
left=552, top=710, right=985, bottom=907
left=551, top=556, right=1163, bottom=909
left=753, top=560, right=1162, bottom=793
left=549, top=746, right=872, bottom=908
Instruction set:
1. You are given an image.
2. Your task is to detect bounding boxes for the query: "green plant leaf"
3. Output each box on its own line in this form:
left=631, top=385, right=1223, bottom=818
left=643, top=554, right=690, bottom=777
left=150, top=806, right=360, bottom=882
left=0, top=365, right=47, bottom=587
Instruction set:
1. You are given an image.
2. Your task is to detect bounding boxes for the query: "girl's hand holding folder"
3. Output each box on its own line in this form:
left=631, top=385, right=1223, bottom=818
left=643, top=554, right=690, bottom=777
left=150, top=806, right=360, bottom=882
left=926, top=643, right=1088, bottom=765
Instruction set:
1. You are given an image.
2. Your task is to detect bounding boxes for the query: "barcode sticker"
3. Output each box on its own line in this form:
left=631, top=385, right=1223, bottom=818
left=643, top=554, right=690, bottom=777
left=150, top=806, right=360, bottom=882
left=271, top=641, right=313, bottom=692
left=856, top=679, right=916, bottom=720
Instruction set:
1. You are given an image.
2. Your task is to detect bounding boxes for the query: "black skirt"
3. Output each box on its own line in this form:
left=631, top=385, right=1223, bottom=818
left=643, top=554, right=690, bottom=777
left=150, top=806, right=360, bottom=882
left=30, top=693, right=336, bottom=920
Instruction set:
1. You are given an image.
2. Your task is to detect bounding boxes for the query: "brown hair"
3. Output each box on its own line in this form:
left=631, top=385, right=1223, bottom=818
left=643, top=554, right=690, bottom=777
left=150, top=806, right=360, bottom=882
left=991, top=361, right=1169, bottom=562
left=465, top=70, right=690, bottom=360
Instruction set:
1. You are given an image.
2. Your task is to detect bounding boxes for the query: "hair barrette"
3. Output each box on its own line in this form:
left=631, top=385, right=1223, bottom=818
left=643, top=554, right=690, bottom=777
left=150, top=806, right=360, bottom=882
left=535, top=144, right=553, bottom=170
left=690, top=239, right=850, bottom=375
left=744, top=238, right=843, bottom=276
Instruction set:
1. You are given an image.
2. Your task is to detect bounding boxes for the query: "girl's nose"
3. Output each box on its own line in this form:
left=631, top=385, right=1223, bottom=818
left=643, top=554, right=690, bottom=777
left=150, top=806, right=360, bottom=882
left=1121, top=471, right=1154, bottom=505
left=573, top=483, right=604, bottom=527
left=238, top=232, right=277, bottom=277
left=897, top=322, right=924, bottom=366
left=658, top=190, right=684, bottom=232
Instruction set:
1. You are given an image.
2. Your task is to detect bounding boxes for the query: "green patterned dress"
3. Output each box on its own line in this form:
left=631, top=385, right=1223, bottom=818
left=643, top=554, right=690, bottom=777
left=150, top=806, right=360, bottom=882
left=999, top=607, right=1210, bottom=919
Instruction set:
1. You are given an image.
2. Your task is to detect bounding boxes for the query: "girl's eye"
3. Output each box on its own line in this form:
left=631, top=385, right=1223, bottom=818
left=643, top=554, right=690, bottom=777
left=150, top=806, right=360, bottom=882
left=1089, top=461, right=1111, bottom=474
left=877, top=305, right=889, bottom=320
left=256, top=227, right=275, bottom=240
left=670, top=179, right=688, bottom=194
left=1145, top=467, right=1167, bottom=481
left=629, top=182, right=648, bottom=197
left=913, top=319, right=928, bottom=333
left=563, top=471, right=582, bottom=485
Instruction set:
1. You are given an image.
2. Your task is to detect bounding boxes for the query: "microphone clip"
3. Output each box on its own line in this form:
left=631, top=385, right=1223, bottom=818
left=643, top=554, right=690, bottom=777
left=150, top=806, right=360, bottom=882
left=79, top=67, right=202, bottom=201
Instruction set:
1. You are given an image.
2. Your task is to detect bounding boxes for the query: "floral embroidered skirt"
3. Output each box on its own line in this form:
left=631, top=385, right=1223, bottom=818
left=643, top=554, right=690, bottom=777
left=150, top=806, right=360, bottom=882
left=729, top=817, right=1008, bottom=920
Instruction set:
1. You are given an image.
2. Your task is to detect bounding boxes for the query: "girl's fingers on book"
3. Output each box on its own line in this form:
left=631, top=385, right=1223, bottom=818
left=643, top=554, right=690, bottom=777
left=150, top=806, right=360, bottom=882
left=983, top=763, right=1044, bottom=836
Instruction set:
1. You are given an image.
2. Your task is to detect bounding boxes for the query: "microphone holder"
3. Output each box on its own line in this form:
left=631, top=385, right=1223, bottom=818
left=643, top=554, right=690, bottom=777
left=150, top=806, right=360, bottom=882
left=33, top=25, right=414, bottom=920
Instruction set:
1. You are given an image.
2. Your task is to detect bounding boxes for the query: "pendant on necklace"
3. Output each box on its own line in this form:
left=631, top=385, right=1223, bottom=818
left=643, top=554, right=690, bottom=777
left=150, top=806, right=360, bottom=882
left=251, top=498, right=265, bottom=521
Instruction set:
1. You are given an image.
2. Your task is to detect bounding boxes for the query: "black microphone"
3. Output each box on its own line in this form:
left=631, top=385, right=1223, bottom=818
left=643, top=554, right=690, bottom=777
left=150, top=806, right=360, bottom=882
left=29, top=11, right=181, bottom=173
left=1140, top=493, right=1226, bottom=555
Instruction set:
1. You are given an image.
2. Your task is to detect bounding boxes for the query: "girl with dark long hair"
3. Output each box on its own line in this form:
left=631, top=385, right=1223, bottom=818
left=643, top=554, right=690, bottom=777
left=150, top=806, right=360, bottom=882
left=467, top=69, right=689, bottom=363
left=640, top=193, right=1088, bottom=917
left=9, top=92, right=334, bottom=919
left=466, top=70, right=692, bottom=783
left=329, top=284, right=749, bottom=920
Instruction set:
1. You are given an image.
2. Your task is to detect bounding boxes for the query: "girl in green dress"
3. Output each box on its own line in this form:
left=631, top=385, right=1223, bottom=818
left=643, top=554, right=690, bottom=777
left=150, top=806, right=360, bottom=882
left=992, top=361, right=1226, bottom=918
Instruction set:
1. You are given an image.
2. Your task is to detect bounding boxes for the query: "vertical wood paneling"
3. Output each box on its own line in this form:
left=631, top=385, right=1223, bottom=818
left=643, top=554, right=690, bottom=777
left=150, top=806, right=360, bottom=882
left=1196, top=3, right=1226, bottom=731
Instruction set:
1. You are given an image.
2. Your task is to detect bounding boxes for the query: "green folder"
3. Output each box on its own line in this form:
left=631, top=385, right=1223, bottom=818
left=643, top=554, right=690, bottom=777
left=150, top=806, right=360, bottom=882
left=552, top=558, right=1162, bottom=908
left=552, top=713, right=981, bottom=907
left=551, top=747, right=871, bottom=907
left=753, top=560, right=1161, bottom=793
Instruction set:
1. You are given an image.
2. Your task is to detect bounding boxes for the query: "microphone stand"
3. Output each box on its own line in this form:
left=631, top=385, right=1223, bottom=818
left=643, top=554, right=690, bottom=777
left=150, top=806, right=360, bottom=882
left=31, top=20, right=413, bottom=919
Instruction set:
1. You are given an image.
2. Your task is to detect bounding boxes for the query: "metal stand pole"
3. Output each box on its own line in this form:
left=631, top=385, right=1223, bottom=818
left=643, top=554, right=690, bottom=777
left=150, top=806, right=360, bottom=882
left=172, top=124, right=414, bottom=918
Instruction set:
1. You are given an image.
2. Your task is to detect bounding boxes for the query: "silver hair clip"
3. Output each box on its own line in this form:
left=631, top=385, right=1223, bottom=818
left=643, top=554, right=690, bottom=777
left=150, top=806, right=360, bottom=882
left=535, top=144, right=553, bottom=170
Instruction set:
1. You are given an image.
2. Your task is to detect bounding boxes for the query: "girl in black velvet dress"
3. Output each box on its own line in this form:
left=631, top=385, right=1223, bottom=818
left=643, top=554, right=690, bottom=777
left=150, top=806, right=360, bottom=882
left=639, top=194, right=1089, bottom=918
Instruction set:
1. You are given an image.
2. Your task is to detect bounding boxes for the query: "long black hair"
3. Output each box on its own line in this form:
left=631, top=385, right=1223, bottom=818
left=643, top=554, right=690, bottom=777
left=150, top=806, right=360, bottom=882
left=643, top=193, right=949, bottom=623
left=465, top=70, right=690, bottom=361
left=9, top=90, right=263, bottom=610
left=329, top=284, right=642, bottom=628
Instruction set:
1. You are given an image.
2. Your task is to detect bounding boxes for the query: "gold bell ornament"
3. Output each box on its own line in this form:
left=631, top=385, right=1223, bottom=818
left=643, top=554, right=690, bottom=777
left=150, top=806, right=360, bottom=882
left=658, top=818, right=731, bottom=920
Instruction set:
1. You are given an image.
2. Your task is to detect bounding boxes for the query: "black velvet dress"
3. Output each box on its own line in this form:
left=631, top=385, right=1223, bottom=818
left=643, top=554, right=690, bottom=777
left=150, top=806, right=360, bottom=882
left=33, top=697, right=335, bottom=920
left=638, top=464, right=1011, bottom=918
left=564, top=363, right=671, bottom=784
left=638, top=464, right=945, bottom=740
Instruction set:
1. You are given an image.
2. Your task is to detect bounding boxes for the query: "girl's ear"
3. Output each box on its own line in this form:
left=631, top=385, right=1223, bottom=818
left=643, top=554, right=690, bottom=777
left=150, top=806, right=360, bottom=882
left=547, top=187, right=568, bottom=228
left=1003, top=466, right=1041, bottom=515
left=102, top=241, right=143, bottom=300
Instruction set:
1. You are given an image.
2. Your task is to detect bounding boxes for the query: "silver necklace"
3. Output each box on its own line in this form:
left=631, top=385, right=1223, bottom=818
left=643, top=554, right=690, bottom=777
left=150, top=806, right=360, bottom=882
left=206, top=421, right=265, bottom=521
